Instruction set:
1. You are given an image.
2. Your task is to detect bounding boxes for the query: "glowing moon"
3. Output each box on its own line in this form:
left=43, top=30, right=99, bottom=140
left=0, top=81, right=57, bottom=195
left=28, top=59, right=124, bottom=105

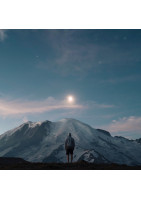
left=67, top=95, right=74, bottom=103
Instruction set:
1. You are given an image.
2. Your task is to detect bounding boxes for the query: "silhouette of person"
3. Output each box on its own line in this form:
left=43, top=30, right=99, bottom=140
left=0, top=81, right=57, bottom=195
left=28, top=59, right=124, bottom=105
left=65, top=133, right=75, bottom=163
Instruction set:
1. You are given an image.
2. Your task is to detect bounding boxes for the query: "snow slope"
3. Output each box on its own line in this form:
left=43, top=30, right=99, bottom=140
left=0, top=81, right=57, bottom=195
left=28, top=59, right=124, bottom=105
left=0, top=118, right=141, bottom=165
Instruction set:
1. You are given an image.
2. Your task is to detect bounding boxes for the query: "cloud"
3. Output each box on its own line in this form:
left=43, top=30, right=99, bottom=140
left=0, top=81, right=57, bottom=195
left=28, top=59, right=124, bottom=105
left=103, top=116, right=141, bottom=133
left=0, top=30, right=7, bottom=41
left=0, top=97, right=84, bottom=117
left=0, top=96, right=115, bottom=118
left=36, top=30, right=109, bottom=76
left=36, top=30, right=141, bottom=76
left=85, top=101, right=115, bottom=109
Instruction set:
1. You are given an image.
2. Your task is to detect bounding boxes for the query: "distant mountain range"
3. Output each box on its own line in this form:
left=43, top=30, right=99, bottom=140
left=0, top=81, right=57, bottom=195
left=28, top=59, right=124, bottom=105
left=0, top=118, right=141, bottom=166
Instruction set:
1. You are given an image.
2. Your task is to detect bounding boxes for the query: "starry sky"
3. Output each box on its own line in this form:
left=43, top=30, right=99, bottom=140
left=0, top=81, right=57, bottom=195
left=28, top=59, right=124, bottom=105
left=0, top=29, right=141, bottom=139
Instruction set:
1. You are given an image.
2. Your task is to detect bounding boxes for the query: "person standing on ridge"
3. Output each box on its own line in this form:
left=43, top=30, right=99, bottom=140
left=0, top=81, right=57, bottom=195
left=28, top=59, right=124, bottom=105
left=65, top=133, right=75, bottom=163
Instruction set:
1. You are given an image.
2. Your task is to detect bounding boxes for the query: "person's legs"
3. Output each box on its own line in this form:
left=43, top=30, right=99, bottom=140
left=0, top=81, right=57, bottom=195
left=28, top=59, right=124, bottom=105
left=66, top=149, right=69, bottom=163
left=70, top=149, right=73, bottom=163
left=67, top=154, right=69, bottom=163
left=66, top=149, right=73, bottom=163
left=71, top=154, right=73, bottom=163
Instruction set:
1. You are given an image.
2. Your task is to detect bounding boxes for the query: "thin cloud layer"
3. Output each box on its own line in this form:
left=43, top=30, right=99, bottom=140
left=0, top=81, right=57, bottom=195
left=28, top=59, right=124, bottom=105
left=0, top=97, right=115, bottom=117
left=105, top=116, right=141, bottom=133
left=37, top=30, right=141, bottom=76
left=36, top=30, right=109, bottom=75
left=85, top=100, right=115, bottom=109
left=0, top=97, right=83, bottom=117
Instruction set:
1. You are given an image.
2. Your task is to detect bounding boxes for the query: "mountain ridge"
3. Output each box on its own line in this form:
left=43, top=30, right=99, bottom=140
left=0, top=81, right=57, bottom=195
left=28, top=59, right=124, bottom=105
left=0, top=118, right=141, bottom=166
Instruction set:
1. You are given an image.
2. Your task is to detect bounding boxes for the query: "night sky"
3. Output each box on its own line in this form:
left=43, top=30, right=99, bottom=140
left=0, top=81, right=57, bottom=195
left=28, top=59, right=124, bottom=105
left=0, top=29, right=141, bottom=139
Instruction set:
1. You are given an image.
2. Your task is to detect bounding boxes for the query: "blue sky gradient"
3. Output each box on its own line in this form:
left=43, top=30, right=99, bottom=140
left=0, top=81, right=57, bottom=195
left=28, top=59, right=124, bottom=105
left=0, top=29, right=141, bottom=139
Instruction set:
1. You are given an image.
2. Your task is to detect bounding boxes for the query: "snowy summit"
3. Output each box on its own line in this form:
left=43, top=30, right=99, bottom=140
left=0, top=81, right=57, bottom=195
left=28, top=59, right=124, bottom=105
left=0, top=118, right=141, bottom=166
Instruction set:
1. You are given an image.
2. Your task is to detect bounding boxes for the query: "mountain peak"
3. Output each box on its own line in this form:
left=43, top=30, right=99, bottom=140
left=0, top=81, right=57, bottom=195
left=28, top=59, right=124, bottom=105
left=1, top=118, right=141, bottom=165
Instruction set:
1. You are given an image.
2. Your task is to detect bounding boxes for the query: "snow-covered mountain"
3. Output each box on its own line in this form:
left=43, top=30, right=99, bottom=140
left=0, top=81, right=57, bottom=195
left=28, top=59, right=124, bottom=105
left=136, top=138, right=141, bottom=144
left=0, top=118, right=141, bottom=166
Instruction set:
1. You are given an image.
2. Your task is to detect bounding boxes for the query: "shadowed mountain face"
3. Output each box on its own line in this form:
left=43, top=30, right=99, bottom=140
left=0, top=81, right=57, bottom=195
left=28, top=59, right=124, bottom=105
left=0, top=118, right=141, bottom=166
left=136, top=138, right=141, bottom=144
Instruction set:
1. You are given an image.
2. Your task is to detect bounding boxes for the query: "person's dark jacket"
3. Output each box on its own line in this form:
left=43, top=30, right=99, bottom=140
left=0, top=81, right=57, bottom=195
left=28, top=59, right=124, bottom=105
left=65, top=136, right=75, bottom=150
